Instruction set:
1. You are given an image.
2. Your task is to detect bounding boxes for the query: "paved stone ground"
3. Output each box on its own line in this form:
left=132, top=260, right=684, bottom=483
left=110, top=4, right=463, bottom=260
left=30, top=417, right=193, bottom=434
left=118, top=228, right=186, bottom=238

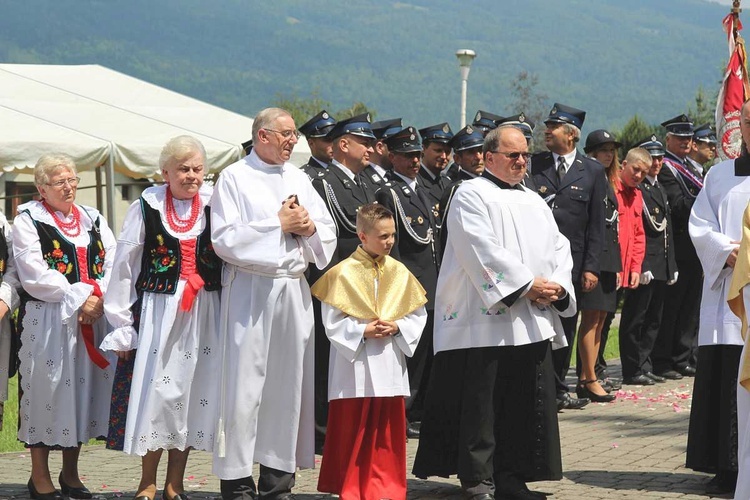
left=0, top=361, right=725, bottom=499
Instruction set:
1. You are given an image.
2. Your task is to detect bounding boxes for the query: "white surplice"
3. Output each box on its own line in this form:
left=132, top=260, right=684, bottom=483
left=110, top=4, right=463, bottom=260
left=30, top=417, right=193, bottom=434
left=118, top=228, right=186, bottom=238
left=101, top=185, right=221, bottom=455
left=323, top=297, right=426, bottom=401
left=689, top=159, right=750, bottom=347
left=0, top=211, right=20, bottom=429
left=13, top=201, right=117, bottom=446
left=434, top=176, right=576, bottom=354
left=210, top=150, right=337, bottom=479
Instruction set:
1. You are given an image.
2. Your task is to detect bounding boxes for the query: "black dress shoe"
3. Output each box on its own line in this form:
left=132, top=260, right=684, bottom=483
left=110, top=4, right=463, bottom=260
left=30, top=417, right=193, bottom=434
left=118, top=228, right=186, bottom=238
left=162, top=492, right=190, bottom=500
left=644, top=372, right=667, bottom=383
left=557, top=392, right=589, bottom=410
left=656, top=369, right=683, bottom=380
left=220, top=477, right=257, bottom=500
left=622, top=374, right=655, bottom=386
left=465, top=494, right=494, bottom=500
left=407, top=421, right=420, bottom=439
left=677, top=365, right=697, bottom=377
left=576, top=380, right=616, bottom=402
left=58, top=472, right=93, bottom=499
left=134, top=497, right=153, bottom=500
left=28, top=479, right=63, bottom=500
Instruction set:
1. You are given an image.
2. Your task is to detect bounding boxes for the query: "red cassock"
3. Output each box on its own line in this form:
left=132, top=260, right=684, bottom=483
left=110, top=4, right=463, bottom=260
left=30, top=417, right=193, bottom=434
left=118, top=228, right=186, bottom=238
left=318, top=397, right=407, bottom=500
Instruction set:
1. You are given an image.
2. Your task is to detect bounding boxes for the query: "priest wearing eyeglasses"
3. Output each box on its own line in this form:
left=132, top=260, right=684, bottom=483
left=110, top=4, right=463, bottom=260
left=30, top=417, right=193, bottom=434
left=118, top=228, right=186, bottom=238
left=414, top=125, right=575, bottom=500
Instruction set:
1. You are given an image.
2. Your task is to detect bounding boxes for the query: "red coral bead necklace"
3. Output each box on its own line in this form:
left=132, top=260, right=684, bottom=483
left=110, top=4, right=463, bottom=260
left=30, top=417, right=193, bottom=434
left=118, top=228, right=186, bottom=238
left=43, top=201, right=81, bottom=237
left=165, top=187, right=201, bottom=233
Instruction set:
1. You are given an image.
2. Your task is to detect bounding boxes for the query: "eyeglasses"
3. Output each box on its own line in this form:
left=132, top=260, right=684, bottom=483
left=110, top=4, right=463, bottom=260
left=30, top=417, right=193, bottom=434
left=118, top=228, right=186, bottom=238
left=46, top=177, right=81, bottom=188
left=492, top=151, right=531, bottom=161
left=264, top=128, right=301, bottom=140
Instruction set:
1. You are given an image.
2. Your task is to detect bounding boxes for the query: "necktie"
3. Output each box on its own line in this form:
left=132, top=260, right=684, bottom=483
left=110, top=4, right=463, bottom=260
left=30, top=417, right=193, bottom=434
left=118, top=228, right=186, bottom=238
left=557, top=156, right=566, bottom=181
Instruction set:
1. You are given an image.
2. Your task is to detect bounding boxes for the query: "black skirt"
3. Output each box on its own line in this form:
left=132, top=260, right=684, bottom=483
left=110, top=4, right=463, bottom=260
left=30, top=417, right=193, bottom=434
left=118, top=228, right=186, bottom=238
left=413, top=341, right=562, bottom=483
left=578, top=271, right=618, bottom=312
left=686, top=344, right=742, bottom=473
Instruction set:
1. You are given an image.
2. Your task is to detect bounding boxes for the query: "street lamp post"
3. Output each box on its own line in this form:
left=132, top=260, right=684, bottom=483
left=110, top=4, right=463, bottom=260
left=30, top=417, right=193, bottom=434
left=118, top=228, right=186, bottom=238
left=456, top=49, right=476, bottom=128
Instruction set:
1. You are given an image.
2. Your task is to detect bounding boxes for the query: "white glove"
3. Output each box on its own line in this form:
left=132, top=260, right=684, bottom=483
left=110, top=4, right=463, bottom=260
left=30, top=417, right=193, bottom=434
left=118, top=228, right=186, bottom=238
left=639, top=271, right=654, bottom=285
left=667, top=272, right=679, bottom=285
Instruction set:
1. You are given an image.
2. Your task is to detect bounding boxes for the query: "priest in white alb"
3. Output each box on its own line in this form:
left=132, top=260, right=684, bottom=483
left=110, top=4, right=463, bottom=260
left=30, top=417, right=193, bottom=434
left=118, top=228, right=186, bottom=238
left=686, top=101, right=750, bottom=495
left=413, top=126, right=576, bottom=500
left=210, top=107, right=337, bottom=500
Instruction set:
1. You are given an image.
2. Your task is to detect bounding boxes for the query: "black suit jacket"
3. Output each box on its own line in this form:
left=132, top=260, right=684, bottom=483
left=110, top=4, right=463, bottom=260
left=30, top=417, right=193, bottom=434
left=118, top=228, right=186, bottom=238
left=530, top=151, right=607, bottom=282
left=657, top=152, right=701, bottom=265
left=311, top=163, right=375, bottom=265
left=361, top=164, right=387, bottom=194
left=638, top=179, right=677, bottom=281
left=600, top=183, right=622, bottom=274
left=376, top=173, right=439, bottom=308
left=417, top=166, right=449, bottom=227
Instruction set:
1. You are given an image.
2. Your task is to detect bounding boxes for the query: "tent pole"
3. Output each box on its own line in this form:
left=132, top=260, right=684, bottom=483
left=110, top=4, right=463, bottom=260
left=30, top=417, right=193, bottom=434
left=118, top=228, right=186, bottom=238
left=106, top=143, right=116, bottom=228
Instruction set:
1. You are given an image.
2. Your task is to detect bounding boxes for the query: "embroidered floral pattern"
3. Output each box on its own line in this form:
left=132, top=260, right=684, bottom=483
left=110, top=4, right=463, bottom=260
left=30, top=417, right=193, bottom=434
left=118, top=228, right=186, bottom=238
left=481, top=268, right=504, bottom=291
left=92, top=239, right=106, bottom=278
left=150, top=234, right=177, bottom=273
left=442, top=304, right=458, bottom=322
left=480, top=306, right=507, bottom=316
left=199, top=242, right=220, bottom=269
left=44, top=240, right=73, bottom=275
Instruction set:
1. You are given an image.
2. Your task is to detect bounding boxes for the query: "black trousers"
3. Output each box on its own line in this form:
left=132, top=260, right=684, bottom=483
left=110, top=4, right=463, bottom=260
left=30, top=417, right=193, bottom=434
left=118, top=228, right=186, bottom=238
left=405, top=310, right=434, bottom=422
left=312, top=297, right=329, bottom=448
left=618, top=280, right=666, bottom=378
left=653, top=262, right=702, bottom=372
left=220, top=465, right=295, bottom=500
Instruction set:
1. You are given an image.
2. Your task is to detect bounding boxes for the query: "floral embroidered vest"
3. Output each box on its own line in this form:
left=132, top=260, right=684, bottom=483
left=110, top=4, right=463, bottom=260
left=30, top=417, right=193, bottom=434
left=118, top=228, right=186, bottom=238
left=135, top=199, right=221, bottom=295
left=24, top=208, right=106, bottom=286
left=0, top=229, right=8, bottom=280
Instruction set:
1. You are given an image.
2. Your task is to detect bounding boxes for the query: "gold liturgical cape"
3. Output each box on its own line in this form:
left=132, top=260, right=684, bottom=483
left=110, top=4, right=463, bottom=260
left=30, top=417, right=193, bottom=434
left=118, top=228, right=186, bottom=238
left=728, top=202, right=750, bottom=392
left=311, top=246, right=427, bottom=321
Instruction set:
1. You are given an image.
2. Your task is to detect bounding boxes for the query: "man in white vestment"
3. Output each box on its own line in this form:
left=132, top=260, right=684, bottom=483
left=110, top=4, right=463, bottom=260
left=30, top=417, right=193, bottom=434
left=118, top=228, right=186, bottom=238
left=210, top=107, right=337, bottom=500
left=413, top=126, right=576, bottom=500
left=685, top=101, right=750, bottom=496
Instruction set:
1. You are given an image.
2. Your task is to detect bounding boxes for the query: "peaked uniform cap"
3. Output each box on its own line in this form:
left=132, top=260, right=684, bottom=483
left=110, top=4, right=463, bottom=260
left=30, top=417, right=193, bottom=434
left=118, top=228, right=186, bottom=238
left=385, top=126, right=422, bottom=153
left=661, top=114, right=694, bottom=137
left=327, top=113, right=376, bottom=140
left=371, top=118, right=403, bottom=141
left=419, top=123, right=454, bottom=144
left=299, top=110, right=337, bottom=138
left=544, top=102, right=586, bottom=130
left=448, top=125, right=485, bottom=152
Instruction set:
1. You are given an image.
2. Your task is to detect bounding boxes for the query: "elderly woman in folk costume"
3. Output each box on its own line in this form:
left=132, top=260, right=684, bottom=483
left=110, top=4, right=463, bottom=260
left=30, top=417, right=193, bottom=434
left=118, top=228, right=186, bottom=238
left=101, top=136, right=222, bottom=500
left=0, top=209, right=20, bottom=431
left=13, top=153, right=117, bottom=500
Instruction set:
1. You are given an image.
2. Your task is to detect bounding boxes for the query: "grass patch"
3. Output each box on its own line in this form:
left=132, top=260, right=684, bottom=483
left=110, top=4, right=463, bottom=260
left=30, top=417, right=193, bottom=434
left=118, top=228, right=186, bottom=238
left=0, top=375, right=24, bottom=452
left=569, top=326, right=620, bottom=367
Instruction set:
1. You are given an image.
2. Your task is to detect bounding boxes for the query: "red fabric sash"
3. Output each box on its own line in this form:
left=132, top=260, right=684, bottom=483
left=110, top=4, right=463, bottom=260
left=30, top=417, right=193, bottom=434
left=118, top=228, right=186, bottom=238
left=179, top=239, right=205, bottom=312
left=75, top=247, right=110, bottom=369
left=663, top=156, right=703, bottom=190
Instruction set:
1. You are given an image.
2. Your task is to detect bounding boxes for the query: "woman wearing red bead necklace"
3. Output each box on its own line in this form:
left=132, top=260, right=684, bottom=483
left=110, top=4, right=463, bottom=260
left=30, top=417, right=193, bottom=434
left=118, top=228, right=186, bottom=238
left=101, top=136, right=222, bottom=500
left=13, top=153, right=117, bottom=500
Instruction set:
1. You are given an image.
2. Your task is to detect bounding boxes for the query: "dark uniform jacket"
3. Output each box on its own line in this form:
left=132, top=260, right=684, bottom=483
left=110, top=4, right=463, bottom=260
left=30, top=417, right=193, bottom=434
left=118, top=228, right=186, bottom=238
left=530, top=151, right=607, bottom=282
left=301, top=156, right=328, bottom=180
left=601, top=182, right=622, bottom=274
left=376, top=172, right=440, bottom=309
left=311, top=162, right=376, bottom=266
left=657, top=151, right=701, bottom=265
left=437, top=169, right=478, bottom=261
left=361, top=164, right=387, bottom=192
left=638, top=178, right=678, bottom=281
left=417, top=166, right=449, bottom=228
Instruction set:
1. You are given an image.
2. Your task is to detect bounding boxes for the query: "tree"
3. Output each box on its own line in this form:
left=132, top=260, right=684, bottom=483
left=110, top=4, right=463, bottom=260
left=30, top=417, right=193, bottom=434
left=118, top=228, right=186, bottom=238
left=612, top=114, right=661, bottom=157
left=333, top=102, right=377, bottom=121
left=508, top=71, right=548, bottom=151
left=272, top=90, right=332, bottom=126
left=686, top=85, right=717, bottom=128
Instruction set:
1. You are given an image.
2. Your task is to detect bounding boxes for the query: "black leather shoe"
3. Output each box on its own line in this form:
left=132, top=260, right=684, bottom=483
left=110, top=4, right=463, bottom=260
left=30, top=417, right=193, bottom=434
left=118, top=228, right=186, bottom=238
left=623, top=374, right=655, bottom=385
left=576, top=380, right=616, bottom=402
left=58, top=472, right=92, bottom=499
left=220, top=477, right=257, bottom=500
left=557, top=392, right=589, bottom=410
left=407, top=421, right=420, bottom=439
left=677, top=365, right=697, bottom=377
left=465, top=494, right=494, bottom=500
left=162, top=492, right=190, bottom=500
left=599, top=377, right=622, bottom=392
left=134, top=497, right=153, bottom=500
left=28, top=479, right=63, bottom=500
left=656, top=369, right=684, bottom=380
left=644, top=372, right=667, bottom=383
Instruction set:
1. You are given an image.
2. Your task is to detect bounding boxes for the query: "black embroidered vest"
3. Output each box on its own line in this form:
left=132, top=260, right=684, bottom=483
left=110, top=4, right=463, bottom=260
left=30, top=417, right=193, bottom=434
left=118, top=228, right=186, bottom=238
left=25, top=208, right=105, bottom=286
left=135, top=199, right=221, bottom=295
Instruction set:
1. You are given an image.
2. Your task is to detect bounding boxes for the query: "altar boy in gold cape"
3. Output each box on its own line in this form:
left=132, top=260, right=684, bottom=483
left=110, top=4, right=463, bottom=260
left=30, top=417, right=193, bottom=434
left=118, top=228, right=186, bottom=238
left=312, top=203, right=427, bottom=500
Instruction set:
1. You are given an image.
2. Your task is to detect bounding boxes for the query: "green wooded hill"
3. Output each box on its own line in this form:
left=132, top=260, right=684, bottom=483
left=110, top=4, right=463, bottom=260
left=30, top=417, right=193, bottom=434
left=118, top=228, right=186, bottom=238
left=0, top=0, right=733, bottom=134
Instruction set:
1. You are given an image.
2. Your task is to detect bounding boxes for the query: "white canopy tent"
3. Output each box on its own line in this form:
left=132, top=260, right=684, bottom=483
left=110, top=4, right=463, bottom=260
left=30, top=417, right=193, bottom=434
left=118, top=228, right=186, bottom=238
left=0, top=63, right=311, bottom=225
